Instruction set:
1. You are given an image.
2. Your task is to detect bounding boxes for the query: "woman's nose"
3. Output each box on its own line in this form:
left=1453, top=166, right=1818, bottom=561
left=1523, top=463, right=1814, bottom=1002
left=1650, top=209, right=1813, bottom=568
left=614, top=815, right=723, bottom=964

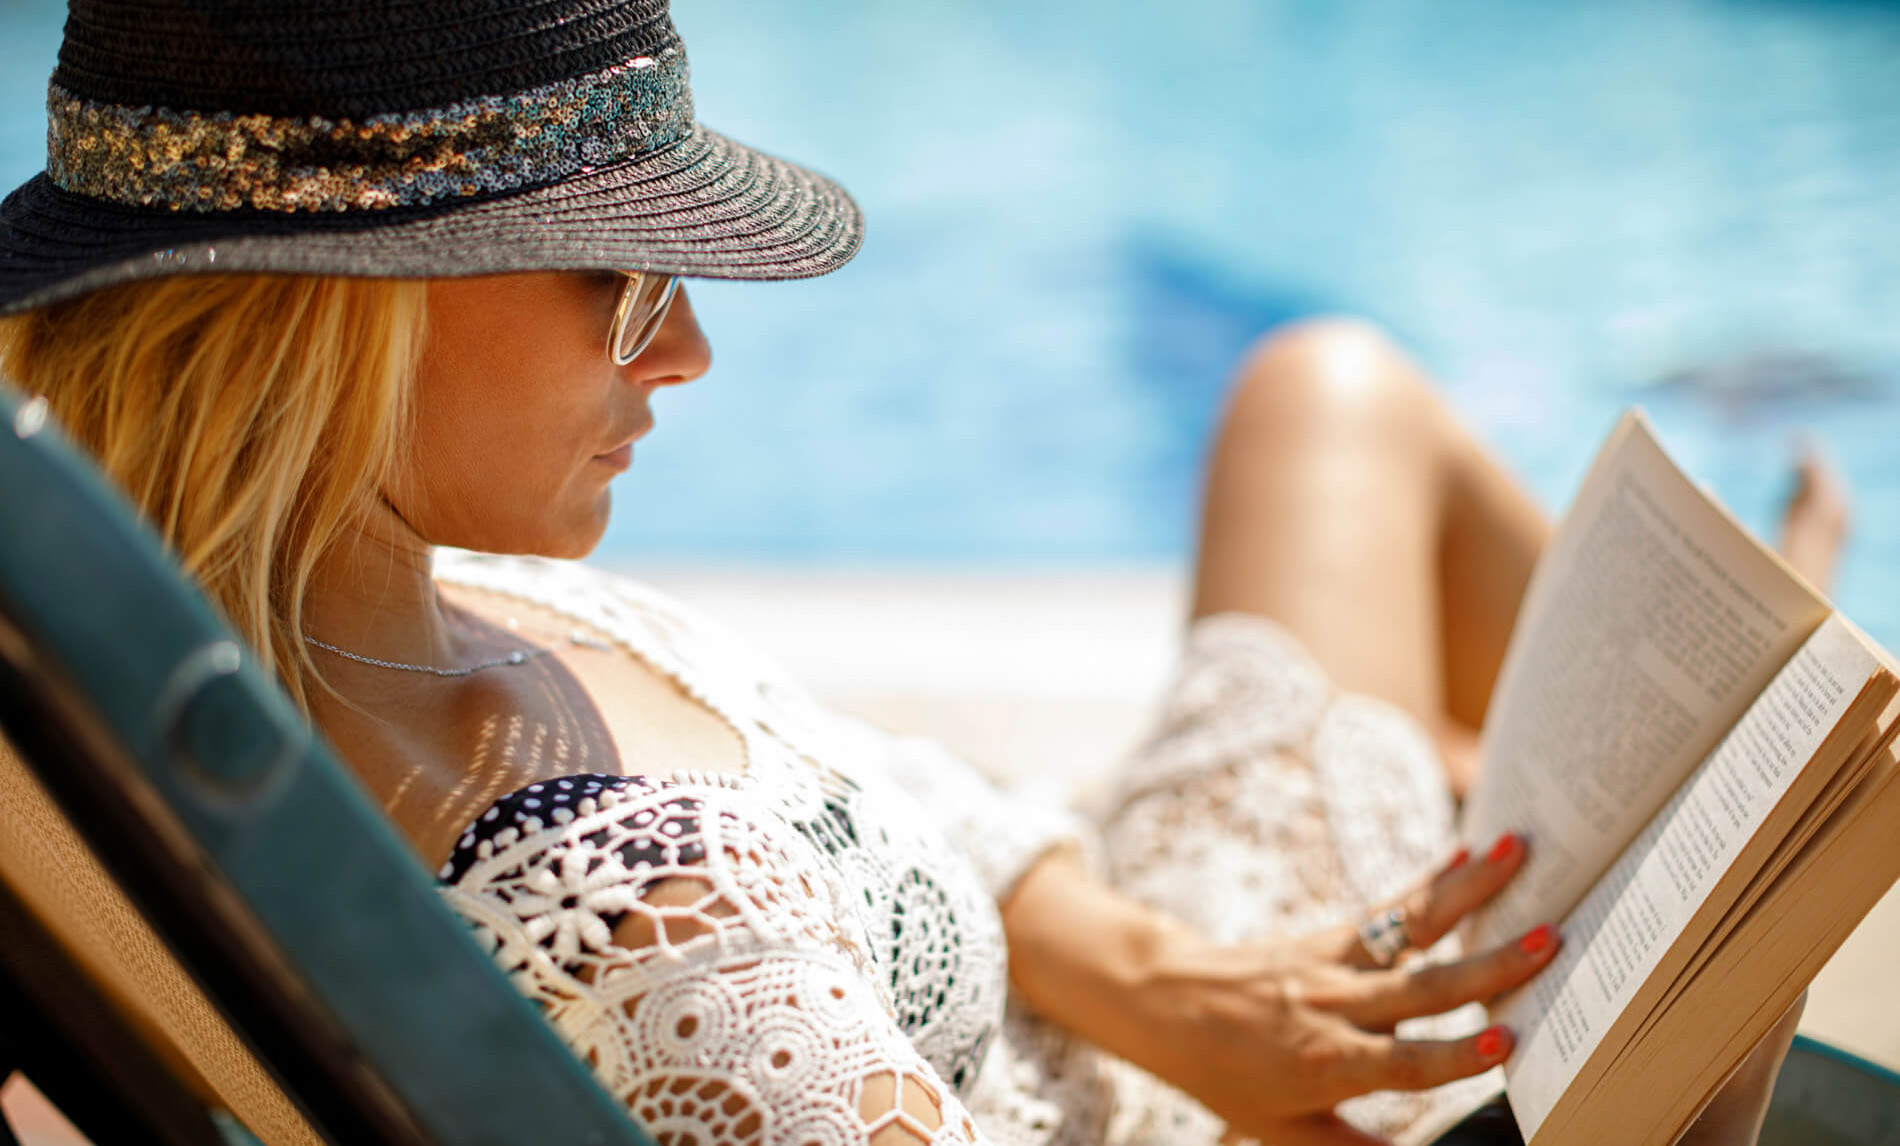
left=628, top=284, right=711, bottom=388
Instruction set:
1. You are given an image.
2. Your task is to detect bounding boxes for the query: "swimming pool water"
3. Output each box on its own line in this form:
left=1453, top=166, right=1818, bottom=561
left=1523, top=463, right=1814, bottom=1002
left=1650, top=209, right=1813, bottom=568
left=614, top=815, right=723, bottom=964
left=3, top=0, right=1899, bottom=642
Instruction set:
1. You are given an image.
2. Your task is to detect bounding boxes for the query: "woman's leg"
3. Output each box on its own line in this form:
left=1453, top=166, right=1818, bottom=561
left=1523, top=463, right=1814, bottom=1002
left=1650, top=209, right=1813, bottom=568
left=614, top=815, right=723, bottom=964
left=1080, top=319, right=1550, bottom=1142
left=1190, top=318, right=1854, bottom=796
left=1190, top=318, right=1549, bottom=794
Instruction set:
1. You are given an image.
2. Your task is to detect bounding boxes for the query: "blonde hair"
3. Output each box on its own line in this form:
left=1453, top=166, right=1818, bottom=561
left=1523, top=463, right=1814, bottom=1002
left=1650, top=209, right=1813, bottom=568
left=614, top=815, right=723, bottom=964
left=0, top=274, right=428, bottom=710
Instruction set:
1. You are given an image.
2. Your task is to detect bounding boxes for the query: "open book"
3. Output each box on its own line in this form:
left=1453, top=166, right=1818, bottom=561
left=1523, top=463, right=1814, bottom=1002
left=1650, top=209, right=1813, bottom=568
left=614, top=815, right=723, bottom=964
left=1420, top=411, right=1900, bottom=1146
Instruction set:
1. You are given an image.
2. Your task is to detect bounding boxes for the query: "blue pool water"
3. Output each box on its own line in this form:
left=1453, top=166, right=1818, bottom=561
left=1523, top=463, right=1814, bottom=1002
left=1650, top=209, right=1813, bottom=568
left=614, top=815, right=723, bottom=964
left=3, top=1, right=1899, bottom=641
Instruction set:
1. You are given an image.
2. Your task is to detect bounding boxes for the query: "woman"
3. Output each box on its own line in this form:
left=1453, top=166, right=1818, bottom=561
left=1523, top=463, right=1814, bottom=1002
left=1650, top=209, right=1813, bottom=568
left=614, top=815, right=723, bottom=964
left=0, top=1, right=1836, bottom=1143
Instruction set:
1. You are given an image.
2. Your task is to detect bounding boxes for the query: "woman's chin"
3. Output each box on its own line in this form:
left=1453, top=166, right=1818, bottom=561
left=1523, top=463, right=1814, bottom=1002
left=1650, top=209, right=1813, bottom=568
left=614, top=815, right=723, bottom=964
left=538, top=518, right=610, bottom=561
left=560, top=492, right=615, bottom=559
left=468, top=502, right=611, bottom=561
left=536, top=488, right=615, bottom=559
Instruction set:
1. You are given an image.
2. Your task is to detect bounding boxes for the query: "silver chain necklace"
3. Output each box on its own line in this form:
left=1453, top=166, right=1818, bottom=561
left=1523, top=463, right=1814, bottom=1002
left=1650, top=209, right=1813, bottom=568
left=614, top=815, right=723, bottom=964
left=305, top=629, right=611, bottom=678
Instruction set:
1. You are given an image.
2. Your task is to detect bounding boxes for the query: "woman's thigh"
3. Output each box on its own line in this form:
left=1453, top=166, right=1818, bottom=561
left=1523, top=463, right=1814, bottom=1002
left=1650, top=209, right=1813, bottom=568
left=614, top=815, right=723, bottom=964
left=1190, top=319, right=1550, bottom=730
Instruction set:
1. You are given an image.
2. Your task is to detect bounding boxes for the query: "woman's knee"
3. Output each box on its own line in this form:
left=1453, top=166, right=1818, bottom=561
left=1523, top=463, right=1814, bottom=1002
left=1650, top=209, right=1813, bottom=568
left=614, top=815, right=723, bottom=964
left=1220, top=317, right=1449, bottom=450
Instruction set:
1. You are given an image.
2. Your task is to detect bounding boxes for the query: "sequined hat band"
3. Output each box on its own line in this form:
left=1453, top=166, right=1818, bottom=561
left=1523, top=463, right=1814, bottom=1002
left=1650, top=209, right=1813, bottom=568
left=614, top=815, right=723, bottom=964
left=46, top=48, right=692, bottom=214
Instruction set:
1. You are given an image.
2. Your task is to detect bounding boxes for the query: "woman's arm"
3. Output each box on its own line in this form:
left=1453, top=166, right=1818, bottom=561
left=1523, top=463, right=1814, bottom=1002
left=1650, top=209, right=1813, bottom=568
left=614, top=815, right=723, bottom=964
left=1003, top=846, right=1802, bottom=1146
left=1001, top=842, right=1557, bottom=1145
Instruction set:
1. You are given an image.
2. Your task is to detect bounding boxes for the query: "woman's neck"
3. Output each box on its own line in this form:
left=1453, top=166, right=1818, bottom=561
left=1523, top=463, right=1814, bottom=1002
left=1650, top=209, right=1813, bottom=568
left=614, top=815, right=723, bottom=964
left=303, top=502, right=457, bottom=672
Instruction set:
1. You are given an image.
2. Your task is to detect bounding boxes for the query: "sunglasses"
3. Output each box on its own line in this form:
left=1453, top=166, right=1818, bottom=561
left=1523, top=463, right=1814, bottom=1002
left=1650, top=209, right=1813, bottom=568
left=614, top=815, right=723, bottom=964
left=607, top=271, right=682, bottom=365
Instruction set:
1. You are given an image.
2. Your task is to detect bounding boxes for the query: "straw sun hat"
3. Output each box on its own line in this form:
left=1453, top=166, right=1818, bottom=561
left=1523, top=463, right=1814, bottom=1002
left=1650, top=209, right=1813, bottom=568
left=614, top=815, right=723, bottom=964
left=0, top=0, right=865, bottom=315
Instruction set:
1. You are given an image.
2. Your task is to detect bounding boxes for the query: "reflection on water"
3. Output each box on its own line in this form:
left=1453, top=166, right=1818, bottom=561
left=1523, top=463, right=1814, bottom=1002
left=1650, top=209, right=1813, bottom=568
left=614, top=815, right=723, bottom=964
left=2, top=0, right=1898, bottom=639
left=1654, top=351, right=1886, bottom=424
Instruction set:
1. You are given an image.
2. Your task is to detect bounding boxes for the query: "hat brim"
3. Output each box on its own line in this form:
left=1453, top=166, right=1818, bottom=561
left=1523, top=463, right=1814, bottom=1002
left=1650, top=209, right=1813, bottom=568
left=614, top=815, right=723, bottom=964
left=0, top=124, right=864, bottom=315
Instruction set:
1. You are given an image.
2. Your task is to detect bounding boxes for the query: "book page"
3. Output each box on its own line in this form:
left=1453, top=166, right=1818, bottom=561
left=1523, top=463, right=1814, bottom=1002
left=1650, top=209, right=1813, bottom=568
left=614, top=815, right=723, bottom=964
left=1493, top=615, right=1879, bottom=1140
left=1463, top=412, right=1830, bottom=949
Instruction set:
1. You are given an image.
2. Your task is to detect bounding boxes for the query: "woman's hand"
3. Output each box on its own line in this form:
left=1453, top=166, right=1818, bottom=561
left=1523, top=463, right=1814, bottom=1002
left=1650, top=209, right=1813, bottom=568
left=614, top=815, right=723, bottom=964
left=1003, top=836, right=1558, bottom=1146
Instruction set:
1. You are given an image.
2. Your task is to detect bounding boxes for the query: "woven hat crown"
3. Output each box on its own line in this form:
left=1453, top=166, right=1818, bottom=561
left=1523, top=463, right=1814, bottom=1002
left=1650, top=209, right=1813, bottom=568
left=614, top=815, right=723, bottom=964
left=49, top=0, right=694, bottom=214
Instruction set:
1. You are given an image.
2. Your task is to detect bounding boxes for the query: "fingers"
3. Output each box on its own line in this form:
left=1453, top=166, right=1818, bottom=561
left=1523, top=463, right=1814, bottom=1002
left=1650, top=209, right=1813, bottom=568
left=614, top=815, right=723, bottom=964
left=1342, top=922, right=1560, bottom=1031
left=1398, top=832, right=1527, bottom=949
left=1326, top=832, right=1529, bottom=968
left=1327, top=1021, right=1516, bottom=1103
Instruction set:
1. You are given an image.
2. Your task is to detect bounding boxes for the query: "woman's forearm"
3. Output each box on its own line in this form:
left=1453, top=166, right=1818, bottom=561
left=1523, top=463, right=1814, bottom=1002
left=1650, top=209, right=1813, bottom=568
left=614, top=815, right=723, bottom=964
left=999, top=846, right=1190, bottom=1068
left=1001, top=842, right=1558, bottom=1141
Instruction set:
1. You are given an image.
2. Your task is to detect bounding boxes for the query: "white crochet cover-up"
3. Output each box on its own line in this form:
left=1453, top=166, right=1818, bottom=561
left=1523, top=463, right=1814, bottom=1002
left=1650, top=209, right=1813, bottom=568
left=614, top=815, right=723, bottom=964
left=432, top=552, right=1496, bottom=1146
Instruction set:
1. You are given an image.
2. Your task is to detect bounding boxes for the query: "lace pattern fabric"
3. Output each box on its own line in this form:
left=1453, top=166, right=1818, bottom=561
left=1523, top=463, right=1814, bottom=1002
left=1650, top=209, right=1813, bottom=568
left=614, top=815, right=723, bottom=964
left=1089, top=612, right=1499, bottom=1144
left=1102, top=615, right=1457, bottom=940
left=430, top=556, right=1492, bottom=1146
left=440, top=773, right=984, bottom=1145
left=433, top=551, right=1087, bottom=1146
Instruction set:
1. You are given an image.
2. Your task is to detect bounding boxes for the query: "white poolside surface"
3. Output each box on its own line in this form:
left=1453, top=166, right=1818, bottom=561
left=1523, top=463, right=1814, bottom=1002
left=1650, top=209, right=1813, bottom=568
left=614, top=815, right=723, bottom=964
left=640, top=566, right=1900, bottom=1074
left=638, top=565, right=1186, bottom=807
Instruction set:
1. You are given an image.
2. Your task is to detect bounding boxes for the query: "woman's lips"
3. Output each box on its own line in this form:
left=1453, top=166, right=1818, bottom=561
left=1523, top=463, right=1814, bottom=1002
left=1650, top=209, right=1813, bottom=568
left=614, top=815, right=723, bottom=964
left=594, top=413, right=653, bottom=473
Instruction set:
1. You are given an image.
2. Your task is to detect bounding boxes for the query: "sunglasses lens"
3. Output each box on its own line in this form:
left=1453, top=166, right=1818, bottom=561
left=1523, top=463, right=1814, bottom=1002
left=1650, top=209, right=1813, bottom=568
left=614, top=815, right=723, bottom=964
left=614, top=273, right=680, bottom=363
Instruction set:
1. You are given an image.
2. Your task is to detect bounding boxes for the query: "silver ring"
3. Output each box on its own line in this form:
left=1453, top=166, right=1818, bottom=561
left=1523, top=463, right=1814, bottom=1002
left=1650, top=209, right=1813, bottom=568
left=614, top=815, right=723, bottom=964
left=1358, top=906, right=1412, bottom=967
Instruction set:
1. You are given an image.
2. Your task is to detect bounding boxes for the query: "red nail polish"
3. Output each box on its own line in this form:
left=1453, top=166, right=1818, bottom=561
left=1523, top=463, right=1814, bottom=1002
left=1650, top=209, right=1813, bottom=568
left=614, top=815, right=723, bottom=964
left=1475, top=1026, right=1508, bottom=1060
left=1518, top=924, right=1554, bottom=956
left=1447, top=846, right=1470, bottom=869
left=1486, top=833, right=1519, bottom=864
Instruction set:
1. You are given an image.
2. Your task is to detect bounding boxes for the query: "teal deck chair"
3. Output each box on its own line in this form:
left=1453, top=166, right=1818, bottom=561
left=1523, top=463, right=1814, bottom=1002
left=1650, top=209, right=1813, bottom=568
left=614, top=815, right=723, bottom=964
left=1762, top=1037, right=1900, bottom=1146
left=0, top=379, right=654, bottom=1146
